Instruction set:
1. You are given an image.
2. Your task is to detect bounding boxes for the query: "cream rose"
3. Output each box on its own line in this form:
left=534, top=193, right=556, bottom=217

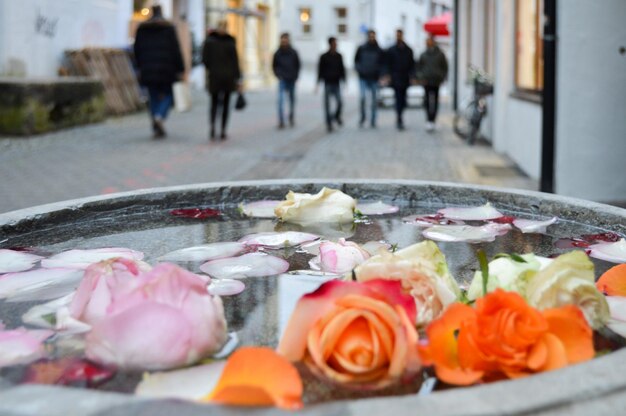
left=274, top=187, right=356, bottom=225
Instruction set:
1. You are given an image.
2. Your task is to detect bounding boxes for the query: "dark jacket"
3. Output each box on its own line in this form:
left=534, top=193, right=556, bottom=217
left=202, top=32, right=241, bottom=94
left=384, top=42, right=416, bottom=87
left=272, top=46, right=300, bottom=82
left=354, top=41, right=384, bottom=81
left=317, top=51, right=346, bottom=85
left=418, top=46, right=448, bottom=86
left=133, top=18, right=184, bottom=86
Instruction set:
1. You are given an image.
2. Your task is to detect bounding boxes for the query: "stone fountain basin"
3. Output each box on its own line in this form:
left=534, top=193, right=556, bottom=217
left=0, top=179, right=625, bottom=416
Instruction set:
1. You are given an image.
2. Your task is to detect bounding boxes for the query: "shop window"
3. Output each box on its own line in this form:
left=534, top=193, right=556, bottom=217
left=335, top=7, right=348, bottom=35
left=515, top=0, right=544, bottom=92
left=299, top=7, right=312, bottom=35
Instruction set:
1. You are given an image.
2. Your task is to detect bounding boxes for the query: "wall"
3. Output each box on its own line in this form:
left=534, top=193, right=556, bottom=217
left=554, top=0, right=626, bottom=203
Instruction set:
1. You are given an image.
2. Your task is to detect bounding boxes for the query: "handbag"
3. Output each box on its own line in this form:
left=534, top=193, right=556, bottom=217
left=235, top=92, right=246, bottom=110
left=173, top=81, right=192, bottom=112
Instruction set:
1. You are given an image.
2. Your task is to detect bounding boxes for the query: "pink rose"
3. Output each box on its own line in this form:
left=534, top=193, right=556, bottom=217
left=310, top=239, right=370, bottom=274
left=84, top=263, right=227, bottom=370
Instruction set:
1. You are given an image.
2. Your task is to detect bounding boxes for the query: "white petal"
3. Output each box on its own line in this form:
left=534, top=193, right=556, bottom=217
left=361, top=241, right=392, bottom=256
left=0, top=268, right=84, bottom=302
left=438, top=203, right=503, bottom=221
left=0, top=327, right=54, bottom=367
left=422, top=223, right=511, bottom=243
left=0, top=250, right=43, bottom=274
left=239, top=200, right=281, bottom=218
left=357, top=201, right=399, bottom=215
left=299, top=240, right=324, bottom=255
left=589, top=239, right=626, bottom=264
left=22, top=293, right=75, bottom=329
left=158, top=242, right=246, bottom=262
left=199, top=253, right=289, bottom=279
left=208, top=279, right=246, bottom=296
left=513, top=217, right=558, bottom=233
left=239, top=231, right=319, bottom=249
left=41, top=248, right=144, bottom=269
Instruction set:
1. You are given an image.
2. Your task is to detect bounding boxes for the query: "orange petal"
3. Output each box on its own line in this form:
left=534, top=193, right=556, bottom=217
left=596, top=264, right=626, bottom=296
left=543, top=305, right=595, bottom=364
left=527, top=337, right=548, bottom=371
left=203, top=347, right=303, bottom=410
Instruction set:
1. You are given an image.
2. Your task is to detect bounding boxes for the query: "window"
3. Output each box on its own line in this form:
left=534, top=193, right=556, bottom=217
left=335, top=7, right=348, bottom=35
left=299, top=7, right=312, bottom=35
left=515, top=0, right=544, bottom=91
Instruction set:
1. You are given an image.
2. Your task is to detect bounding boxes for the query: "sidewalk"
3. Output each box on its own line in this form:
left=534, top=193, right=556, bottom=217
left=0, top=88, right=536, bottom=214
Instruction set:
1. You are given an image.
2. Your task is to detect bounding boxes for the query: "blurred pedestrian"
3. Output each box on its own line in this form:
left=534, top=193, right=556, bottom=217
left=272, top=33, right=301, bottom=129
left=202, top=20, right=241, bottom=141
left=133, top=5, right=184, bottom=139
left=418, top=35, right=448, bottom=132
left=317, top=37, right=346, bottom=133
left=383, top=29, right=416, bottom=131
left=354, top=30, right=384, bottom=128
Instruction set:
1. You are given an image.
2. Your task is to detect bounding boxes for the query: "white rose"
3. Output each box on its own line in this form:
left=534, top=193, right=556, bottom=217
left=274, top=187, right=356, bottom=225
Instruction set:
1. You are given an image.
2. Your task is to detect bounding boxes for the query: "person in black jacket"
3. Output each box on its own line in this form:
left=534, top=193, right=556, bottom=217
left=317, top=37, right=346, bottom=133
left=202, top=21, right=242, bottom=140
left=383, top=29, right=416, bottom=130
left=354, top=30, right=384, bottom=128
left=418, top=36, right=448, bottom=132
left=272, top=33, right=300, bottom=128
left=133, top=5, right=184, bottom=138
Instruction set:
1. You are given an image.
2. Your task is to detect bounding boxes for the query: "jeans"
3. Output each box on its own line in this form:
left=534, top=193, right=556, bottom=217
left=324, top=83, right=342, bottom=127
left=147, top=86, right=173, bottom=120
left=278, top=79, right=296, bottom=124
left=424, top=85, right=440, bottom=122
left=393, top=85, right=408, bottom=125
left=359, top=78, right=378, bottom=126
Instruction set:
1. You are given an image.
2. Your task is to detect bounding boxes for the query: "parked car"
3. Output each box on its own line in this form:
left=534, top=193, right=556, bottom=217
left=377, top=85, right=424, bottom=108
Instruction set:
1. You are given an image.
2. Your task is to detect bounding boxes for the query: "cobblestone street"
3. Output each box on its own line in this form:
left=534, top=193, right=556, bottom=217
left=0, top=88, right=536, bottom=214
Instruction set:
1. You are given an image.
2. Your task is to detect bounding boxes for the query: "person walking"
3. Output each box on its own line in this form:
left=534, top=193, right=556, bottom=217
left=317, top=37, right=346, bottom=133
left=383, top=29, right=416, bottom=131
left=202, top=20, right=241, bottom=141
left=133, top=5, right=184, bottom=139
left=272, top=33, right=301, bottom=129
left=354, top=30, right=384, bottom=128
left=418, top=35, right=448, bottom=132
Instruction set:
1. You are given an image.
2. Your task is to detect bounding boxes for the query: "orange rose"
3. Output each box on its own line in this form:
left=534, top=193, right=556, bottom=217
left=419, top=289, right=594, bottom=385
left=278, top=279, right=421, bottom=389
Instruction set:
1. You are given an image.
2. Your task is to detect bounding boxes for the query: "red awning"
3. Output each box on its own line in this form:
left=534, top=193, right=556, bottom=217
left=424, top=12, right=452, bottom=36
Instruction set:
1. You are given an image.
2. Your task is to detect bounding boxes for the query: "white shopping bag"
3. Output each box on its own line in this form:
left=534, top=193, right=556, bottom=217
left=173, top=81, right=192, bottom=112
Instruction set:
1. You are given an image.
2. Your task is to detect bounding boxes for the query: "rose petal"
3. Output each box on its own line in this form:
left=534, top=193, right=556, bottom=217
left=239, top=200, right=281, bottom=218
left=0, top=268, right=84, bottom=302
left=361, top=241, right=392, bottom=256
left=438, top=203, right=504, bottom=221
left=589, top=239, right=626, bottom=264
left=513, top=217, right=558, bottom=234
left=402, top=213, right=465, bottom=227
left=0, top=326, right=54, bottom=367
left=203, top=347, right=303, bottom=410
left=542, top=305, right=594, bottom=364
left=239, top=231, right=319, bottom=249
left=0, top=249, right=43, bottom=274
left=170, top=208, right=221, bottom=219
left=208, top=279, right=246, bottom=296
left=309, top=239, right=370, bottom=274
left=606, top=296, right=626, bottom=337
left=41, top=248, right=144, bottom=269
left=22, top=293, right=75, bottom=329
left=158, top=242, right=246, bottom=262
left=422, top=223, right=511, bottom=243
left=597, top=264, right=626, bottom=296
left=357, top=201, right=399, bottom=215
left=200, top=253, right=289, bottom=279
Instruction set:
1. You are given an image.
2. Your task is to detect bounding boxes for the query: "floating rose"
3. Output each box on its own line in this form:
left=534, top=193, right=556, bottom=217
left=274, top=187, right=356, bottom=225
left=278, top=279, right=421, bottom=389
left=419, top=290, right=595, bottom=385
left=309, top=238, right=370, bottom=274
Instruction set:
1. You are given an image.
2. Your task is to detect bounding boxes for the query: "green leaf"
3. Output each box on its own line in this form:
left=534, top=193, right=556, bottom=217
left=41, top=313, right=56, bottom=326
left=390, top=243, right=399, bottom=253
left=509, top=253, right=527, bottom=263
left=478, top=249, right=489, bottom=297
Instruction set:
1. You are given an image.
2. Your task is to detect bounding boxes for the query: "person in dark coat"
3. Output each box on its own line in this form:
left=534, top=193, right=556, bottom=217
left=272, top=33, right=300, bottom=128
left=383, top=29, right=416, bottom=130
left=317, top=37, right=346, bottom=133
left=418, top=35, right=448, bottom=132
left=133, top=5, right=184, bottom=138
left=354, top=30, right=384, bottom=128
left=202, top=20, right=241, bottom=140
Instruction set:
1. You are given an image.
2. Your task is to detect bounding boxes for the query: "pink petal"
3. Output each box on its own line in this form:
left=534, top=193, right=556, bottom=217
left=0, top=249, right=43, bottom=274
left=357, top=201, right=400, bottom=215
left=158, top=242, right=246, bottom=262
left=438, top=203, right=504, bottom=221
left=0, top=327, right=54, bottom=367
left=513, top=217, right=558, bottom=233
left=0, top=268, right=84, bottom=302
left=208, top=279, right=246, bottom=296
left=240, top=200, right=281, bottom=218
left=41, top=248, right=144, bottom=269
left=170, top=208, right=221, bottom=219
left=239, top=231, right=319, bottom=249
left=200, top=253, right=289, bottom=279
left=589, top=239, right=626, bottom=264
left=422, top=223, right=511, bottom=243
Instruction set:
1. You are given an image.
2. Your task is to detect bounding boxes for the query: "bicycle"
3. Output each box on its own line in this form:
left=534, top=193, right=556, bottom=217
left=453, top=67, right=494, bottom=145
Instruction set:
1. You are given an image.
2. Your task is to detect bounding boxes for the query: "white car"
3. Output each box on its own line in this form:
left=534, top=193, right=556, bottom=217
left=377, top=85, right=424, bottom=108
